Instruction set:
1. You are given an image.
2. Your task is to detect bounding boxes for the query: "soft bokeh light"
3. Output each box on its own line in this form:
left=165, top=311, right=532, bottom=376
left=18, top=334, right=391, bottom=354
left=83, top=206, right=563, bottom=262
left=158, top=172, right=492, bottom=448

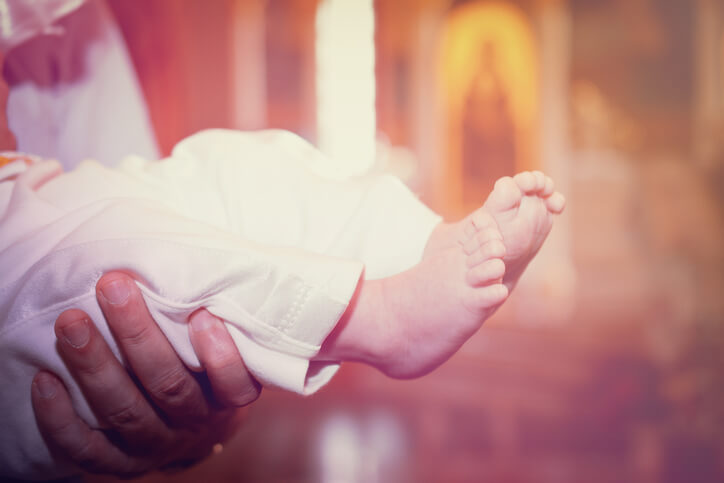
left=315, top=0, right=376, bottom=175
left=318, top=413, right=363, bottom=483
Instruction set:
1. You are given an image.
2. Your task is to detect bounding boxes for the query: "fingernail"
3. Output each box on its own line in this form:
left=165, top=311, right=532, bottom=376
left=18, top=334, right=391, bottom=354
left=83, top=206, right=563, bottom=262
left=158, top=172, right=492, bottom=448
left=190, top=311, right=216, bottom=332
left=35, top=373, right=57, bottom=399
left=61, top=318, right=90, bottom=348
left=99, top=279, right=130, bottom=305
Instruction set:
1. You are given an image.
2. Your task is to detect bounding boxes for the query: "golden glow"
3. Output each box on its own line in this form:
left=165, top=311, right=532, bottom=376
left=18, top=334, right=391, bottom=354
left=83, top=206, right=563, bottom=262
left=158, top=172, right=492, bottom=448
left=440, top=2, right=538, bottom=129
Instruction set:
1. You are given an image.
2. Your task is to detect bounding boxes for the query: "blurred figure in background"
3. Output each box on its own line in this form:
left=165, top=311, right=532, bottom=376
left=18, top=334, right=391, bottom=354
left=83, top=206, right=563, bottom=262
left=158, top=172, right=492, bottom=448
left=2, top=0, right=158, bottom=167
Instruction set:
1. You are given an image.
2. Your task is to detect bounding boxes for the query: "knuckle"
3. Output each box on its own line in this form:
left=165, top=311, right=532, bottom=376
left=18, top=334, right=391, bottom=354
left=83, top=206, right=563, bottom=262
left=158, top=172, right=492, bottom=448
left=105, top=394, right=146, bottom=429
left=149, top=368, right=197, bottom=407
left=119, top=321, right=154, bottom=347
left=79, top=355, right=112, bottom=377
left=68, top=439, right=103, bottom=472
left=44, top=417, right=76, bottom=440
left=207, top=352, right=242, bottom=372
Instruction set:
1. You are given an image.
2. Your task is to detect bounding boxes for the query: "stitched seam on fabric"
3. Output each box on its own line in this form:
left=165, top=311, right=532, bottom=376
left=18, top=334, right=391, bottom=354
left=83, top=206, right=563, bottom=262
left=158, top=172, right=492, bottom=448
left=278, top=285, right=303, bottom=333
left=137, top=286, right=319, bottom=353
left=277, top=284, right=313, bottom=336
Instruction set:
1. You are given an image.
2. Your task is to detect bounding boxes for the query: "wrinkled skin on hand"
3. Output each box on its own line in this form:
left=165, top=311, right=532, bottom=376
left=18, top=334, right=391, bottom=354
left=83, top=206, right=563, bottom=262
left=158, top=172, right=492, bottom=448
left=31, top=272, right=260, bottom=477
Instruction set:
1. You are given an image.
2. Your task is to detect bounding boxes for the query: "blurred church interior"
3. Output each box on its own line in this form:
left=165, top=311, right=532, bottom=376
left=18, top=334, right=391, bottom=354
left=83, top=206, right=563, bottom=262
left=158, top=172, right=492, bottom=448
left=96, top=0, right=724, bottom=481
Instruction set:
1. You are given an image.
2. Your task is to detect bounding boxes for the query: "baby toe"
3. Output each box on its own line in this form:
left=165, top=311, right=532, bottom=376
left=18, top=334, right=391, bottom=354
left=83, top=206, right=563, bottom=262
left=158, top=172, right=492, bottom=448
left=463, top=227, right=502, bottom=255
left=466, top=239, right=506, bottom=268
left=513, top=172, right=536, bottom=192
left=485, top=176, right=522, bottom=212
left=531, top=171, right=546, bottom=192
left=545, top=192, right=566, bottom=214
left=466, top=258, right=506, bottom=286
left=541, top=175, right=555, bottom=197
left=494, top=175, right=516, bottom=192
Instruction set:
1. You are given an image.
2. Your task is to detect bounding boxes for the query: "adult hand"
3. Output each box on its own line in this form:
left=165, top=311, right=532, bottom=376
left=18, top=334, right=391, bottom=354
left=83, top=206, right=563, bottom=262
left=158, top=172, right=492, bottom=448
left=30, top=272, right=261, bottom=477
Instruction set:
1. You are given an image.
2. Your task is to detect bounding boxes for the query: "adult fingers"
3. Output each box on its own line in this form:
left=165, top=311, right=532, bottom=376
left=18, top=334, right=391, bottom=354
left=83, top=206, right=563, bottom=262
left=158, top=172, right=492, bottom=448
left=96, top=272, right=210, bottom=426
left=31, top=371, right=145, bottom=478
left=54, top=309, right=171, bottom=453
left=188, top=309, right=261, bottom=407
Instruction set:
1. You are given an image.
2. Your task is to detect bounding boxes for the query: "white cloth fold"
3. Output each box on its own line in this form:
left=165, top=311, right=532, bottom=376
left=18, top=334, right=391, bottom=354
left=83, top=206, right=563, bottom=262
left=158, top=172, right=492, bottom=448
left=0, top=129, right=441, bottom=479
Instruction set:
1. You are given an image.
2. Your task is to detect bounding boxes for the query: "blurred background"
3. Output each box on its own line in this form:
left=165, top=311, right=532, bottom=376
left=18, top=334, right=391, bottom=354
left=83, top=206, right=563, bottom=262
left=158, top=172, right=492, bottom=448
left=92, top=0, right=723, bottom=481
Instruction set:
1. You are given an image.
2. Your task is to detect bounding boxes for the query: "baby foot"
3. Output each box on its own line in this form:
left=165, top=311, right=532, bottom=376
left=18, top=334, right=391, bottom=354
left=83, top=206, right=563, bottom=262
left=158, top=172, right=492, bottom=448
left=316, top=175, right=563, bottom=380
left=375, top=207, right=510, bottom=378
left=482, top=171, right=565, bottom=290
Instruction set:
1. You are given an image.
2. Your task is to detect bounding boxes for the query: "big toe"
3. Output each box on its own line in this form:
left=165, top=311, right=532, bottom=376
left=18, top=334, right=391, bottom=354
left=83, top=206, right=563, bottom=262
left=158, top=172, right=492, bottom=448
left=484, top=176, right=522, bottom=213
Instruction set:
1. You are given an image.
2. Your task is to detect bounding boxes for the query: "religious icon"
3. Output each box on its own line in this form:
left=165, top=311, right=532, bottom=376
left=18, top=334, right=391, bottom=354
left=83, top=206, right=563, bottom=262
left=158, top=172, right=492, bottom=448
left=461, top=41, right=516, bottom=203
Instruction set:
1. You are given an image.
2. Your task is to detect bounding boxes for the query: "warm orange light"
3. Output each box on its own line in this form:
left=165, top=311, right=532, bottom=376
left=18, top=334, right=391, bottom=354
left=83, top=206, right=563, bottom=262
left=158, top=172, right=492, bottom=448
left=440, top=2, right=538, bottom=129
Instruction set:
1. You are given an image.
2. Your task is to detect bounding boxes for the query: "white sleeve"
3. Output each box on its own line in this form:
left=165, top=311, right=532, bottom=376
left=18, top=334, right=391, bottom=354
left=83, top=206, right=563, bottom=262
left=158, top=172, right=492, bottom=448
left=142, top=129, right=442, bottom=279
left=0, top=162, right=362, bottom=480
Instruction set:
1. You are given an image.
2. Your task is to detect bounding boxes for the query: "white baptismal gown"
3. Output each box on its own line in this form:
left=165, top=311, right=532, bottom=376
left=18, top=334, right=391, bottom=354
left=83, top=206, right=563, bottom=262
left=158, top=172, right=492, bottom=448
left=0, top=129, right=440, bottom=479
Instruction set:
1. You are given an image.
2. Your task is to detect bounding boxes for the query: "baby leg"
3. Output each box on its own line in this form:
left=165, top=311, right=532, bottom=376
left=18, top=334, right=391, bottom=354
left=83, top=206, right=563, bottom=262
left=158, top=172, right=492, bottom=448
left=317, top=207, right=508, bottom=378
